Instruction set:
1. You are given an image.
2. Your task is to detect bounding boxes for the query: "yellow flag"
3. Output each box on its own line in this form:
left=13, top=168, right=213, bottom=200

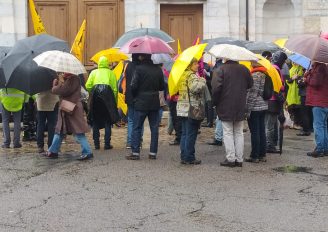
left=29, top=0, right=46, bottom=34
left=71, top=19, right=86, bottom=62
left=113, top=61, right=127, bottom=114
left=177, top=39, right=182, bottom=54
left=113, top=61, right=124, bottom=80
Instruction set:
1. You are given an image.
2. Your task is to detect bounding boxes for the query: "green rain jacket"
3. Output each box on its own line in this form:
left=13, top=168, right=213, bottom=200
left=0, top=88, right=26, bottom=112
left=86, top=56, right=118, bottom=101
left=286, top=64, right=303, bottom=106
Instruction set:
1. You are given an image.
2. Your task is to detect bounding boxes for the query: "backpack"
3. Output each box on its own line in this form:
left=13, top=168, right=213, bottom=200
left=262, top=75, right=273, bottom=100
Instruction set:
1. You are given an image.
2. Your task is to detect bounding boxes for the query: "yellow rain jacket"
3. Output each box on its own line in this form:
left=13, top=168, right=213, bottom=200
left=286, top=64, right=303, bottom=106
left=86, top=56, right=118, bottom=101
left=0, top=88, right=26, bottom=112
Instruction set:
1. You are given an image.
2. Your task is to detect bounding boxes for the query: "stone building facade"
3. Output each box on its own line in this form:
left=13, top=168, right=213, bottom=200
left=1, top=0, right=328, bottom=47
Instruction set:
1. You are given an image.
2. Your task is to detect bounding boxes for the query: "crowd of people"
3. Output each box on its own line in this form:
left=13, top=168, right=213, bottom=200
left=1, top=48, right=328, bottom=165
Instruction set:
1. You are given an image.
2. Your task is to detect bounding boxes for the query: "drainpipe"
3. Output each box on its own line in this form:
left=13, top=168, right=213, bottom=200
left=246, top=0, right=249, bottom=41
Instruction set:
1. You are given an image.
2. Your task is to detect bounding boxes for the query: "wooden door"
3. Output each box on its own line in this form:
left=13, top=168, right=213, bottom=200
left=28, top=0, right=124, bottom=66
left=160, top=4, right=203, bottom=52
left=78, top=0, right=124, bottom=66
left=28, top=0, right=77, bottom=44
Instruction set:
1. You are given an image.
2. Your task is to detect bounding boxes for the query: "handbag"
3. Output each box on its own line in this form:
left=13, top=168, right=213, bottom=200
left=186, top=81, right=205, bottom=121
left=59, top=99, right=76, bottom=114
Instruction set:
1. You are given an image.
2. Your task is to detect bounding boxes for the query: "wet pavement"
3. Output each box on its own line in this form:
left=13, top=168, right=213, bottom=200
left=0, top=121, right=328, bottom=232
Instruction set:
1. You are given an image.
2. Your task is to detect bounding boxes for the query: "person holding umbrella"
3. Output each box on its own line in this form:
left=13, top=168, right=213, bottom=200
left=304, top=62, right=328, bottom=158
left=0, top=88, right=26, bottom=148
left=125, top=53, right=164, bottom=160
left=176, top=58, right=207, bottom=165
left=44, top=72, right=93, bottom=160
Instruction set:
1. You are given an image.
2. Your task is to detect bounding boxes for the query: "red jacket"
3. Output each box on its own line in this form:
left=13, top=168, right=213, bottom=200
left=305, top=63, right=328, bottom=107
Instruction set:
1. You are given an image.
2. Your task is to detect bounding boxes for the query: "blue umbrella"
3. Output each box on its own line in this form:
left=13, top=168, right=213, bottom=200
left=289, top=53, right=311, bottom=69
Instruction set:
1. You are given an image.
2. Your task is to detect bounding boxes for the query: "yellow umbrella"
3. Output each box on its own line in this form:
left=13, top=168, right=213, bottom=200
left=112, top=61, right=127, bottom=115
left=240, top=54, right=282, bottom=92
left=90, top=48, right=128, bottom=63
left=168, top=43, right=207, bottom=96
left=274, top=38, right=288, bottom=48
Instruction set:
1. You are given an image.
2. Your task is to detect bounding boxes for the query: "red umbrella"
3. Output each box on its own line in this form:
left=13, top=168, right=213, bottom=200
left=120, top=35, right=174, bottom=54
left=285, top=34, right=328, bottom=63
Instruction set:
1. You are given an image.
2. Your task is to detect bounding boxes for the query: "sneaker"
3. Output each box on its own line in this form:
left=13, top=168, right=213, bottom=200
left=13, top=143, right=22, bottom=149
left=38, top=147, right=45, bottom=154
left=220, top=159, right=235, bottom=167
left=148, top=153, right=157, bottom=160
left=245, top=158, right=259, bottom=163
left=78, top=153, right=93, bottom=161
left=126, top=143, right=131, bottom=149
left=1, top=144, right=10, bottom=149
left=207, top=139, right=222, bottom=146
left=259, top=157, right=267, bottom=162
left=44, top=151, right=58, bottom=159
left=235, top=161, right=243, bottom=167
left=104, top=144, right=113, bottom=150
left=266, top=147, right=280, bottom=154
left=94, top=144, right=100, bottom=150
left=181, top=159, right=201, bottom=165
left=296, top=132, right=311, bottom=136
left=307, top=150, right=325, bottom=158
left=126, top=154, right=140, bottom=160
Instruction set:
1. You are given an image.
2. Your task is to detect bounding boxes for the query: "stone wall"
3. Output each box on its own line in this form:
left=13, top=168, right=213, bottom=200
left=3, top=0, right=328, bottom=46
left=0, top=0, right=27, bottom=46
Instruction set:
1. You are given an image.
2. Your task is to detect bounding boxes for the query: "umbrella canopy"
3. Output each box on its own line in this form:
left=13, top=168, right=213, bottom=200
left=168, top=43, right=207, bottom=96
left=90, top=48, right=128, bottom=63
left=34, top=50, right=87, bottom=75
left=274, top=38, right=288, bottom=48
left=0, top=34, right=69, bottom=95
left=288, top=53, right=311, bottom=69
left=151, top=53, right=172, bottom=64
left=120, top=35, right=174, bottom=54
left=113, top=28, right=174, bottom=48
left=202, top=37, right=247, bottom=51
left=245, top=41, right=280, bottom=53
left=240, top=54, right=282, bottom=92
left=208, top=44, right=258, bottom=61
left=285, top=34, right=328, bottom=63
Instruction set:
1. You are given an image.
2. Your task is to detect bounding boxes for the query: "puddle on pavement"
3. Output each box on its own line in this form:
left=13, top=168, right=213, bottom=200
left=273, top=165, right=312, bottom=173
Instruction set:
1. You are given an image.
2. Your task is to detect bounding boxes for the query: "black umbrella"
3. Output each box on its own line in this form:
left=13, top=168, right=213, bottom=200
left=245, top=41, right=280, bottom=53
left=0, top=46, right=11, bottom=88
left=0, top=34, right=69, bottom=95
left=113, top=28, right=174, bottom=48
left=278, top=111, right=286, bottom=155
left=202, top=37, right=248, bottom=51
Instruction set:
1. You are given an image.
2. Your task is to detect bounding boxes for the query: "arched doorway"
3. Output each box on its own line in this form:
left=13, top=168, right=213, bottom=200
left=262, top=0, right=294, bottom=41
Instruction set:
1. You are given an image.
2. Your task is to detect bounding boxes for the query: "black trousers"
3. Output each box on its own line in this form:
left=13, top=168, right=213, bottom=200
left=168, top=100, right=182, bottom=142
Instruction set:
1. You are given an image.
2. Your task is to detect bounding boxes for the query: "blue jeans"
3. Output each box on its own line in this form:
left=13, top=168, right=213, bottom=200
left=312, top=107, right=328, bottom=152
left=48, top=133, right=92, bottom=155
left=247, top=111, right=266, bottom=159
left=180, top=117, right=201, bottom=162
left=131, top=110, right=159, bottom=154
left=37, top=108, right=58, bottom=149
left=92, top=122, right=111, bottom=146
left=127, top=104, right=143, bottom=145
left=215, top=117, right=223, bottom=141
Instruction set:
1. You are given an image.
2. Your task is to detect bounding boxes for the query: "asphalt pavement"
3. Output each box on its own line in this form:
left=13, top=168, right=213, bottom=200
left=0, top=122, right=327, bottom=232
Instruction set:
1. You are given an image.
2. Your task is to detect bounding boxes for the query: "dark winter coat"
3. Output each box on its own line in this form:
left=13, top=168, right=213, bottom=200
left=88, top=84, right=119, bottom=128
left=131, top=59, right=164, bottom=111
left=52, top=74, right=89, bottom=134
left=211, top=60, right=253, bottom=121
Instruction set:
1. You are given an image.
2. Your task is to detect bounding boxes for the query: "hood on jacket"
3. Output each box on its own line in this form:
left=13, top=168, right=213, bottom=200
left=272, top=51, right=287, bottom=69
left=98, top=56, right=109, bottom=69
